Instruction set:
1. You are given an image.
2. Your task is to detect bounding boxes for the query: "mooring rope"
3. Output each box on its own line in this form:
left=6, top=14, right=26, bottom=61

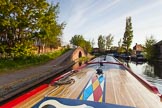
left=45, top=75, right=75, bottom=97
left=54, top=75, right=75, bottom=85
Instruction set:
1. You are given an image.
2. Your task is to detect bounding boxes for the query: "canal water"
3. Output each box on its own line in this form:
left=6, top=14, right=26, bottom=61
left=122, top=60, right=162, bottom=94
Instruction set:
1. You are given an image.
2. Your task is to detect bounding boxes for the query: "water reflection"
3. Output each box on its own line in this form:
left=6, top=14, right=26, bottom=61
left=143, top=64, right=156, bottom=78
left=154, top=61, right=162, bottom=79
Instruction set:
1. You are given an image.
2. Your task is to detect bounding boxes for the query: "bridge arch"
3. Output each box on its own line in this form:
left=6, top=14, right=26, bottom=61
left=71, top=47, right=86, bottom=61
left=78, top=51, right=82, bottom=58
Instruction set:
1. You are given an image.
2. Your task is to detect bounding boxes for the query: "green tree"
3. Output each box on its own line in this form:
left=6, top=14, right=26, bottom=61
left=70, top=35, right=85, bottom=47
left=122, top=17, right=133, bottom=54
left=70, top=35, right=92, bottom=53
left=143, top=36, right=156, bottom=60
left=83, top=41, right=92, bottom=53
left=105, top=34, right=114, bottom=50
left=33, top=3, right=64, bottom=53
left=0, top=1, right=64, bottom=57
left=98, top=35, right=105, bottom=52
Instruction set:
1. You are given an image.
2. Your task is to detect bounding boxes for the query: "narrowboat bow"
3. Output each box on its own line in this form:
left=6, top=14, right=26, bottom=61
left=2, top=56, right=162, bottom=108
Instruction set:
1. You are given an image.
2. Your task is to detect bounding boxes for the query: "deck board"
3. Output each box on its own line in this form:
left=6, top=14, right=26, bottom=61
left=105, top=69, right=162, bottom=108
left=14, top=86, right=54, bottom=108
left=14, top=67, right=162, bottom=108
left=14, top=68, right=94, bottom=108
left=48, top=69, right=94, bottom=99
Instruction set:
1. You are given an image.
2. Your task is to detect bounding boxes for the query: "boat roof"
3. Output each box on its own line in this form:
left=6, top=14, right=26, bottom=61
left=3, top=56, right=162, bottom=108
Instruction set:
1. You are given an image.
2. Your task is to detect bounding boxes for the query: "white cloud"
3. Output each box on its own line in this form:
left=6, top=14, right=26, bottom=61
left=60, top=0, right=162, bottom=47
left=62, top=0, right=122, bottom=43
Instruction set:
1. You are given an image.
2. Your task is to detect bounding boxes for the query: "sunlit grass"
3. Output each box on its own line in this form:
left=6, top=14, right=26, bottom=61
left=0, top=48, right=70, bottom=74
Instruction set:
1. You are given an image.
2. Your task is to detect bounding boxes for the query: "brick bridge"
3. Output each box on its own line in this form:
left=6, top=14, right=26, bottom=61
left=71, top=47, right=87, bottom=61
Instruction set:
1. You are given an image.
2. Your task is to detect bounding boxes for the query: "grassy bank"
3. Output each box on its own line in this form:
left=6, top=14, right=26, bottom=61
left=0, top=48, right=70, bottom=73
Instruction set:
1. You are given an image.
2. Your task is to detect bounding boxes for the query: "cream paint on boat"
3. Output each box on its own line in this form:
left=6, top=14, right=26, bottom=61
left=38, top=99, right=94, bottom=108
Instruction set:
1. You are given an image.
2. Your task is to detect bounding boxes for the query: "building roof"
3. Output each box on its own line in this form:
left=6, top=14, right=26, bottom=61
left=154, top=40, right=162, bottom=45
left=133, top=43, right=144, bottom=51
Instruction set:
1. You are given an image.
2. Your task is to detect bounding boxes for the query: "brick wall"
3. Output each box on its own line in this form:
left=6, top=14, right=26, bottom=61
left=71, top=47, right=86, bottom=61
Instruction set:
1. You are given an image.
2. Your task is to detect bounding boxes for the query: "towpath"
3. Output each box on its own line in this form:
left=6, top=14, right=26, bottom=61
left=0, top=49, right=75, bottom=102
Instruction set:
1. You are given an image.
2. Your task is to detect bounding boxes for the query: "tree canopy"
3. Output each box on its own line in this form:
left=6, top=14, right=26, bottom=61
left=70, top=35, right=85, bottom=47
left=144, top=36, right=156, bottom=60
left=105, top=34, right=114, bottom=50
left=122, top=17, right=133, bottom=54
left=98, top=35, right=105, bottom=52
left=70, top=35, right=92, bottom=53
left=117, top=38, right=124, bottom=53
left=0, top=0, right=64, bottom=58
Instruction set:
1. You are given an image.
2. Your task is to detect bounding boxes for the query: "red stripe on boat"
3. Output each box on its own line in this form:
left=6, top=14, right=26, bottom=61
left=1, top=84, right=48, bottom=108
left=87, top=61, right=123, bottom=66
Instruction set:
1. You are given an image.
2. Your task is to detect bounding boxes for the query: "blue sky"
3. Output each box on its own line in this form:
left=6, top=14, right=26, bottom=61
left=50, top=0, right=162, bottom=48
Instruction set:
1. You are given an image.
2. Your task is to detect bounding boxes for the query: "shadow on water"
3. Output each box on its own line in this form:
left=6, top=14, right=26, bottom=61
left=153, top=61, right=162, bottom=79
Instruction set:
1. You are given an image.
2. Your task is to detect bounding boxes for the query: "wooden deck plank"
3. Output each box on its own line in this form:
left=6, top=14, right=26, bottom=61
left=105, top=69, right=162, bottom=108
left=119, top=70, right=148, bottom=108
left=105, top=70, right=117, bottom=104
left=13, top=66, right=162, bottom=108
left=110, top=70, right=134, bottom=106
left=48, top=69, right=94, bottom=99
left=125, top=70, right=162, bottom=108
left=14, top=86, right=54, bottom=108
left=14, top=68, right=94, bottom=107
left=130, top=74, right=161, bottom=108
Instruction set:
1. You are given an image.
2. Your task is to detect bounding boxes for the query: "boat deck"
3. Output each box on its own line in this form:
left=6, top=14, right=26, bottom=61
left=14, top=62, right=162, bottom=108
